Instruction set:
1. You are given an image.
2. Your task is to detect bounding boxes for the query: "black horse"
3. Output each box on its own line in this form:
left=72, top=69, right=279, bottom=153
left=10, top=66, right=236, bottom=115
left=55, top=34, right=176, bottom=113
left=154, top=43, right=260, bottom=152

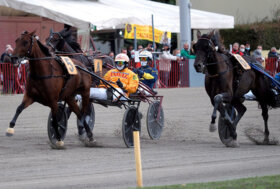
left=194, top=30, right=278, bottom=147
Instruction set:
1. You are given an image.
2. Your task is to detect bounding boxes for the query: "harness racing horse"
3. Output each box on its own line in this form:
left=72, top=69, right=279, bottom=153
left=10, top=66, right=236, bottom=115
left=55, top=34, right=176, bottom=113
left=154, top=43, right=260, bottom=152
left=46, top=28, right=93, bottom=70
left=7, top=31, right=95, bottom=148
left=46, top=28, right=114, bottom=84
left=194, top=30, right=278, bottom=147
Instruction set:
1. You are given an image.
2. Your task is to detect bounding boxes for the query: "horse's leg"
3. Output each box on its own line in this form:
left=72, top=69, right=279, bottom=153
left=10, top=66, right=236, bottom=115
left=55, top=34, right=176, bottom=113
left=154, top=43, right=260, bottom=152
left=50, top=102, right=65, bottom=148
left=66, top=97, right=95, bottom=144
left=65, top=97, right=84, bottom=136
left=232, top=101, right=247, bottom=130
left=260, top=103, right=269, bottom=143
left=6, top=94, right=34, bottom=136
left=80, top=91, right=95, bottom=144
left=210, top=92, right=232, bottom=132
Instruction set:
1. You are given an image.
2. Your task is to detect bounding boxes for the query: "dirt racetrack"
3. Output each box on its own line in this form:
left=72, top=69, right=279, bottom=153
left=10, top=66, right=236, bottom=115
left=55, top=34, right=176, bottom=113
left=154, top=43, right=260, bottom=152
left=0, top=87, right=280, bottom=189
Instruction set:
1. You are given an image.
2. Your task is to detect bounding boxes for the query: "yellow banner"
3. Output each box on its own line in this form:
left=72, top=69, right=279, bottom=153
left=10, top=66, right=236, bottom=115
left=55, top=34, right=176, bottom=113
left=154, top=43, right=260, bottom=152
left=124, top=24, right=171, bottom=44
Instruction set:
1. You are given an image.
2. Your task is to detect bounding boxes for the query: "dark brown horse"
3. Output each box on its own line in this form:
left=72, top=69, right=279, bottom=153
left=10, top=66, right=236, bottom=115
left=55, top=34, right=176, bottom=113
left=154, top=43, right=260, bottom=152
left=194, top=30, right=277, bottom=147
left=46, top=28, right=114, bottom=78
left=46, top=28, right=93, bottom=70
left=7, top=31, right=95, bottom=148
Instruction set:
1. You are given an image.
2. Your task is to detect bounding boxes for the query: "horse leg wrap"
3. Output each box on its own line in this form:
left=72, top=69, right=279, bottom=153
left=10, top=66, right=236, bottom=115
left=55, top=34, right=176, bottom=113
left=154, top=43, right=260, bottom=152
left=212, top=94, right=223, bottom=119
left=10, top=102, right=25, bottom=128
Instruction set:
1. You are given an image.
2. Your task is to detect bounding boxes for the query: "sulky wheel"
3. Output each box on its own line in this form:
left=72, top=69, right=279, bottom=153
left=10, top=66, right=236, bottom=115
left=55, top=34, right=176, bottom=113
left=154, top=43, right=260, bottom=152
left=147, top=101, right=164, bottom=140
left=77, top=103, right=95, bottom=136
left=218, top=105, right=236, bottom=145
left=47, top=102, right=68, bottom=145
left=122, top=107, right=141, bottom=148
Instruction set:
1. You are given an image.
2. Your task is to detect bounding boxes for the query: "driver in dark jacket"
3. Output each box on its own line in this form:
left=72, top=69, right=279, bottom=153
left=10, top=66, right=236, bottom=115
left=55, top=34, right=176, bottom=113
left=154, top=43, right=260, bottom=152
left=134, top=50, right=158, bottom=89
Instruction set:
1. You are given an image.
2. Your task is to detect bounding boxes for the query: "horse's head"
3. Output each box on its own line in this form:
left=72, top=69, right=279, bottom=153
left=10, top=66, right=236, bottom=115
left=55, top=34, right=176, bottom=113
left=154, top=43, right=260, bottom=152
left=46, top=29, right=65, bottom=51
left=12, top=31, right=37, bottom=64
left=193, top=30, right=219, bottom=73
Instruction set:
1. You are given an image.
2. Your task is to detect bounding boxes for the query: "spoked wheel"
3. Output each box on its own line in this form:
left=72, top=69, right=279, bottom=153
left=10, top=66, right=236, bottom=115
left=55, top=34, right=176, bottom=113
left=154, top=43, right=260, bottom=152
left=218, top=105, right=236, bottom=145
left=76, top=103, right=95, bottom=136
left=47, top=103, right=68, bottom=145
left=122, top=107, right=141, bottom=148
left=147, top=101, right=164, bottom=140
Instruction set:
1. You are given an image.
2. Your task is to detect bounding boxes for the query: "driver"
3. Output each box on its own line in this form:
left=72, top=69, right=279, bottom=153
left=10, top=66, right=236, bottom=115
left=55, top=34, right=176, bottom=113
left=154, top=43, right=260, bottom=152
left=88, top=53, right=139, bottom=101
left=134, top=50, right=158, bottom=89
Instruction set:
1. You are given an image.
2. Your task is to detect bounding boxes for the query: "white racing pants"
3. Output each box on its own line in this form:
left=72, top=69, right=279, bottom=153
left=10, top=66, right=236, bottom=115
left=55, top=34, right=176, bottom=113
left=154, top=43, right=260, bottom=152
left=76, top=88, right=127, bottom=101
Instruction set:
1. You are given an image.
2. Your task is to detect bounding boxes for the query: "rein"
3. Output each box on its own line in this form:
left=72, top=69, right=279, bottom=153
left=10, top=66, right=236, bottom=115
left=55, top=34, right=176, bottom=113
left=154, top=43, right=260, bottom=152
left=206, top=63, right=230, bottom=78
left=28, top=56, right=68, bottom=80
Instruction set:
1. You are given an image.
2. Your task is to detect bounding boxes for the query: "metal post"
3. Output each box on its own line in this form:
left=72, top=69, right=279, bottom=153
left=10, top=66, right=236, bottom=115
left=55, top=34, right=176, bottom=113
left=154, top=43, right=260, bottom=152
left=151, top=14, right=156, bottom=69
left=134, top=26, right=137, bottom=51
left=152, top=14, right=155, bottom=51
left=179, top=0, right=191, bottom=49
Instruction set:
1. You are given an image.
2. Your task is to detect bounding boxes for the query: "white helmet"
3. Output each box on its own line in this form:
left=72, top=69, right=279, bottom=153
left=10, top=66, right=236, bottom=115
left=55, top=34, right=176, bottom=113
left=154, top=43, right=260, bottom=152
left=115, top=53, right=129, bottom=71
left=139, top=50, right=153, bottom=66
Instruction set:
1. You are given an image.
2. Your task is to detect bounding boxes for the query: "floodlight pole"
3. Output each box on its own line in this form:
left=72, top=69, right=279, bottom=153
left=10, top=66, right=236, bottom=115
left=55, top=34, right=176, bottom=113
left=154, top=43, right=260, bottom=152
left=179, top=0, right=191, bottom=49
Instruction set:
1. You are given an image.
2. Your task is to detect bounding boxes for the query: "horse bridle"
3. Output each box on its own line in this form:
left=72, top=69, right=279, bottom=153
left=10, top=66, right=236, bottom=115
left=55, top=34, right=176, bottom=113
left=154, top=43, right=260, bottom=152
left=26, top=35, right=35, bottom=57
left=46, top=31, right=63, bottom=51
left=197, top=37, right=230, bottom=77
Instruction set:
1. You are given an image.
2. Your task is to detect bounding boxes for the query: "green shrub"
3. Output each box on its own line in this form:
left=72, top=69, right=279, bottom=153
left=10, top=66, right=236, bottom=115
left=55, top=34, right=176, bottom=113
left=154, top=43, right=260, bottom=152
left=220, top=21, right=280, bottom=50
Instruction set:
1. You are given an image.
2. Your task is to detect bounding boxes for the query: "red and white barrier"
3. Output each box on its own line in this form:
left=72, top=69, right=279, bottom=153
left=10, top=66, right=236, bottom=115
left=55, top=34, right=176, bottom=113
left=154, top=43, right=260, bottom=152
left=0, top=59, right=190, bottom=95
left=0, top=63, right=27, bottom=94
left=265, top=57, right=279, bottom=77
left=130, top=59, right=189, bottom=88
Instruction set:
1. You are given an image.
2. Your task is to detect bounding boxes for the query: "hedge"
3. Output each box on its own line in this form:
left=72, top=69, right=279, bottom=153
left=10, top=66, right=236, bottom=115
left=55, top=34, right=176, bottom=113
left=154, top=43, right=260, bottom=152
left=220, top=21, right=280, bottom=50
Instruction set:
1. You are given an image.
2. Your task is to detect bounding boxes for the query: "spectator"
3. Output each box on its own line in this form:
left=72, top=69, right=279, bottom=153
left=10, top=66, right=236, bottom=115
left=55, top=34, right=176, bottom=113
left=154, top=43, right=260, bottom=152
left=239, top=44, right=245, bottom=56
left=159, top=44, right=180, bottom=87
left=0, top=45, right=15, bottom=93
left=180, top=43, right=196, bottom=59
left=145, top=43, right=156, bottom=52
left=121, top=47, right=127, bottom=55
left=1, top=45, right=13, bottom=63
left=108, top=51, right=115, bottom=59
left=127, top=45, right=133, bottom=58
left=231, top=42, right=244, bottom=56
left=137, top=45, right=143, bottom=51
left=169, top=49, right=182, bottom=87
left=244, top=43, right=251, bottom=56
left=268, top=47, right=279, bottom=58
left=173, top=49, right=181, bottom=57
left=252, top=45, right=265, bottom=65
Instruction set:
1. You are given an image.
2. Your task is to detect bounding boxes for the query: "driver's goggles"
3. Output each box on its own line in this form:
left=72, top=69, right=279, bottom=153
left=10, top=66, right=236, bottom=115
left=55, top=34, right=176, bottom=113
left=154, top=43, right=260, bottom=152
left=140, top=57, right=148, bottom=61
left=115, top=61, right=125, bottom=66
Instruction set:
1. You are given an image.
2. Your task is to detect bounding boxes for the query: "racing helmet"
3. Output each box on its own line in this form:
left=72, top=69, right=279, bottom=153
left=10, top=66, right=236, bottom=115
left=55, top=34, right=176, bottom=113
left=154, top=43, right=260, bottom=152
left=139, top=50, right=153, bottom=66
left=115, top=53, right=129, bottom=71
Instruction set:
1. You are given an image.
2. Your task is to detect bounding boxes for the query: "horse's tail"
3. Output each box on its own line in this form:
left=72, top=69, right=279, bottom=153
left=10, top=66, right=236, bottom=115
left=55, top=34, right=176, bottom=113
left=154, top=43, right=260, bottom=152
left=262, top=75, right=279, bottom=108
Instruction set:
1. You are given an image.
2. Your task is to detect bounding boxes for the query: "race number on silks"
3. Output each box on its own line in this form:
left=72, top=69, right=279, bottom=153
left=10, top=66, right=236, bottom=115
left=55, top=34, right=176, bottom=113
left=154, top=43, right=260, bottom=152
left=61, top=56, right=78, bottom=75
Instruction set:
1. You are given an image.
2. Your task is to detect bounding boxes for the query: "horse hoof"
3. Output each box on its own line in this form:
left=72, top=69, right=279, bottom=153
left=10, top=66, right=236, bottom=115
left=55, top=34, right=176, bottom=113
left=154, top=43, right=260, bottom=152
left=209, top=123, right=217, bottom=132
left=56, top=141, right=64, bottom=148
left=84, top=138, right=97, bottom=147
left=6, top=128, right=15, bottom=136
left=225, top=139, right=239, bottom=148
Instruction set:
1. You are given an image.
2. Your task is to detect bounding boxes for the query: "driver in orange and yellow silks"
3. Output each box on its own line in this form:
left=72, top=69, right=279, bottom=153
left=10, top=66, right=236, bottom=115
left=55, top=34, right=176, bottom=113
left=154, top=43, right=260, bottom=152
left=86, top=53, right=139, bottom=101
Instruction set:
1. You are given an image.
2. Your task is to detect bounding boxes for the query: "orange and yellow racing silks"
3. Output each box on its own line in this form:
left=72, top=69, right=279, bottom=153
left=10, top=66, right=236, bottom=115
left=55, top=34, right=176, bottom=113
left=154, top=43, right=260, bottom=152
left=103, top=68, right=139, bottom=96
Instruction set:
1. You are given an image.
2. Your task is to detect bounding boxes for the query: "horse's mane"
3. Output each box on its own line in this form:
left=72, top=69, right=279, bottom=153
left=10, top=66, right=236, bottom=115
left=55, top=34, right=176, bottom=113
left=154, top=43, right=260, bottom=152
left=37, top=40, right=52, bottom=56
left=59, top=29, right=83, bottom=53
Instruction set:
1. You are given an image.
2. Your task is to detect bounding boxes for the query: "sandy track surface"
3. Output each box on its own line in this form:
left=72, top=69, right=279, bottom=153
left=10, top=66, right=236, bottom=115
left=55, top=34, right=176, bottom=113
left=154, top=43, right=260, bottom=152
left=0, top=87, right=280, bottom=189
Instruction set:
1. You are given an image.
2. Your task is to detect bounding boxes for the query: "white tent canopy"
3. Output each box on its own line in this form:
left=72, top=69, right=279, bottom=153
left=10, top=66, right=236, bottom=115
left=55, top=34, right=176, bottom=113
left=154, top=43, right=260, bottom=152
left=0, top=0, right=234, bottom=33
